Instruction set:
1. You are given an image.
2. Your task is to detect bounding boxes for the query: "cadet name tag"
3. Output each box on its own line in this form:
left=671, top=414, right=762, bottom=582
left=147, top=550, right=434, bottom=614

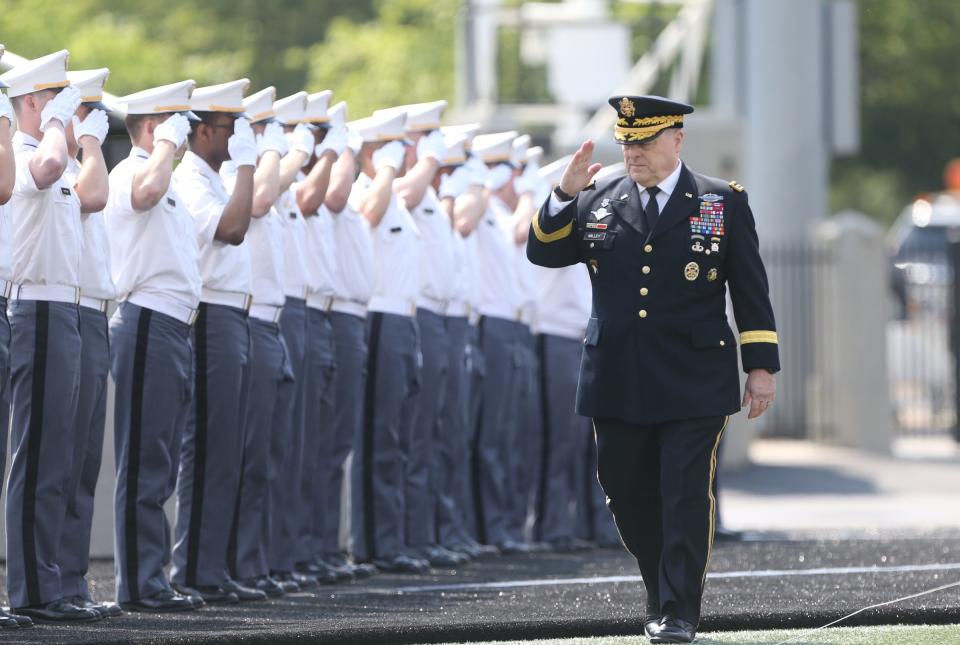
left=583, top=231, right=607, bottom=241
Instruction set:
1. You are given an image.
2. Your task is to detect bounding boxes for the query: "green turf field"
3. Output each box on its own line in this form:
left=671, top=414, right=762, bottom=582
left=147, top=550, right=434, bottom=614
left=453, top=623, right=960, bottom=644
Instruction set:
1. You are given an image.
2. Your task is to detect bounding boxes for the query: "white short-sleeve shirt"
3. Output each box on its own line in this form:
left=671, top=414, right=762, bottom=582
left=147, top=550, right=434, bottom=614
left=349, top=173, right=420, bottom=313
left=410, top=186, right=457, bottom=304
left=534, top=264, right=592, bottom=340
left=105, top=147, right=202, bottom=309
left=277, top=181, right=311, bottom=298
left=173, top=150, right=251, bottom=295
left=304, top=204, right=338, bottom=300
left=10, top=131, right=82, bottom=288
left=330, top=202, right=374, bottom=304
left=65, top=158, right=116, bottom=301
left=475, top=195, right=521, bottom=319
left=0, top=201, right=12, bottom=283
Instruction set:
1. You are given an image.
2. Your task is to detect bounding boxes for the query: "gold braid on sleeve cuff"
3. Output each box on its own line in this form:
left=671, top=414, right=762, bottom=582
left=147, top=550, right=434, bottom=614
left=740, top=330, right=779, bottom=345
left=531, top=209, right=574, bottom=243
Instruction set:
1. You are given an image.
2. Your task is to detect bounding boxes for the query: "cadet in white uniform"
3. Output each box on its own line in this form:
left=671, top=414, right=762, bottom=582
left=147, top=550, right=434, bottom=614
left=170, top=79, right=262, bottom=604
left=295, top=91, right=349, bottom=583
left=320, top=101, right=377, bottom=579
left=106, top=80, right=202, bottom=613
left=223, top=86, right=292, bottom=599
left=347, top=111, right=428, bottom=574
left=59, top=68, right=123, bottom=619
left=1, top=50, right=103, bottom=623
left=374, top=100, right=463, bottom=567
left=0, top=45, right=35, bottom=630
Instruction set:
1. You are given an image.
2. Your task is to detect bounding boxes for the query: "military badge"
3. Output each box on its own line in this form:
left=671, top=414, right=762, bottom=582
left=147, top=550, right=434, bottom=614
left=684, top=262, right=700, bottom=281
left=691, top=235, right=705, bottom=253
left=707, top=268, right=718, bottom=282
left=710, top=237, right=721, bottom=253
left=589, top=259, right=599, bottom=275
left=619, top=97, right=636, bottom=117
left=592, top=207, right=611, bottom=220
left=585, top=222, right=608, bottom=230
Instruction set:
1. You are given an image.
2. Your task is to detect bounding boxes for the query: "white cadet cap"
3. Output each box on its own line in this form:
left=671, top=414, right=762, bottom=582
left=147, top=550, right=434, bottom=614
left=328, top=101, right=347, bottom=128
left=442, top=123, right=482, bottom=149
left=0, top=49, right=70, bottom=98
left=273, top=91, right=308, bottom=126
left=67, top=68, right=110, bottom=109
left=191, top=78, right=250, bottom=115
left=244, top=86, right=276, bottom=123
left=375, top=99, right=447, bottom=132
left=440, top=131, right=469, bottom=167
left=594, top=161, right=626, bottom=182
left=472, top=131, right=518, bottom=165
left=121, top=80, right=198, bottom=120
left=539, top=155, right=573, bottom=187
left=349, top=110, right=411, bottom=145
left=526, top=145, right=544, bottom=166
left=0, top=45, right=6, bottom=89
left=303, top=90, right=332, bottom=127
left=511, top=134, right=531, bottom=166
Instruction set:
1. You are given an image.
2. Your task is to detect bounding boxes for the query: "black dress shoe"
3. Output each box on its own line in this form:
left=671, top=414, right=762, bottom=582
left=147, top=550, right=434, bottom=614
left=371, top=554, right=430, bottom=574
left=242, top=575, right=285, bottom=598
left=0, top=609, right=23, bottom=628
left=350, top=562, right=378, bottom=578
left=643, top=614, right=662, bottom=639
left=650, top=615, right=696, bottom=644
left=68, top=596, right=123, bottom=618
left=296, top=560, right=338, bottom=584
left=1, top=608, right=32, bottom=628
left=172, top=583, right=239, bottom=605
left=120, top=589, right=197, bottom=613
left=408, top=545, right=462, bottom=568
left=222, top=578, right=268, bottom=601
left=497, top=539, right=534, bottom=555
left=320, top=553, right=357, bottom=581
left=270, top=571, right=301, bottom=593
left=291, top=571, right=320, bottom=589
left=12, top=599, right=101, bottom=623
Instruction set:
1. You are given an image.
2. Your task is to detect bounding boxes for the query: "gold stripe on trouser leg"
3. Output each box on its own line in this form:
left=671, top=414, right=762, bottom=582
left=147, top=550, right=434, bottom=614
left=701, top=416, right=729, bottom=589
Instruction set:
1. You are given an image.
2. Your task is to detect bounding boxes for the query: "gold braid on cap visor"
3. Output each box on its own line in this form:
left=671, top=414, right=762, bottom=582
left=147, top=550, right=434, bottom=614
left=614, top=114, right=684, bottom=143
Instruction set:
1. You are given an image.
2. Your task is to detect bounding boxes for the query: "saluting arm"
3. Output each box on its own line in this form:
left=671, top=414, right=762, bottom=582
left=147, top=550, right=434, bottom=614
left=324, top=148, right=356, bottom=215
left=0, top=116, right=14, bottom=204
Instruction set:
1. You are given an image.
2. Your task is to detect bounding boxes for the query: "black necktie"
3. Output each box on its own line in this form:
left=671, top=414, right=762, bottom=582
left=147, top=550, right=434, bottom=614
left=643, top=186, right=661, bottom=234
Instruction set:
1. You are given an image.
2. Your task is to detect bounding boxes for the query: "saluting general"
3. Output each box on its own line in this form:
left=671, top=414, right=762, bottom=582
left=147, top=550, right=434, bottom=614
left=526, top=95, right=780, bottom=644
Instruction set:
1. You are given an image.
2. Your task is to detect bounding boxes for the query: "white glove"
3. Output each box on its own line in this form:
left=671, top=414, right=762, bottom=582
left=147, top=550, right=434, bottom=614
left=484, top=163, right=514, bottom=191
left=257, top=121, right=286, bottom=156
left=153, top=112, right=191, bottom=148
left=464, top=155, right=488, bottom=187
left=284, top=123, right=315, bottom=167
left=39, top=85, right=82, bottom=132
left=513, top=161, right=540, bottom=196
left=439, top=165, right=470, bottom=200
left=0, top=93, right=13, bottom=125
left=372, top=140, right=406, bottom=172
left=315, top=126, right=348, bottom=157
left=72, top=109, right=109, bottom=145
left=227, top=117, right=258, bottom=167
left=416, top=129, right=446, bottom=163
left=346, top=128, right=364, bottom=155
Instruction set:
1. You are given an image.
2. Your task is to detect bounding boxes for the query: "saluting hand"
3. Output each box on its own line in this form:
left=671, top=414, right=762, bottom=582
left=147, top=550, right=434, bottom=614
left=558, top=139, right=603, bottom=197
left=743, top=369, right=776, bottom=419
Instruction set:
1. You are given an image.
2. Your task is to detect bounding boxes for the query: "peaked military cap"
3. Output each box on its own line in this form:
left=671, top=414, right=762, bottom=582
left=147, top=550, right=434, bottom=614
left=608, top=94, right=693, bottom=145
left=67, top=68, right=110, bottom=110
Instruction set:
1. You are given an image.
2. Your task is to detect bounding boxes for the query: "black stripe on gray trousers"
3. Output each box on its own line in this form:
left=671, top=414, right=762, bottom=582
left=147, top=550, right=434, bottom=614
left=361, top=312, right=384, bottom=559
left=534, top=334, right=551, bottom=543
left=470, top=316, right=487, bottom=545
left=185, top=303, right=208, bottom=586
left=125, top=307, right=152, bottom=602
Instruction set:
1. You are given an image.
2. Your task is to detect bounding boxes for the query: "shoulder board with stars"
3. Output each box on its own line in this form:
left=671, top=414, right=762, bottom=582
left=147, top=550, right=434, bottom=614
left=728, top=180, right=745, bottom=193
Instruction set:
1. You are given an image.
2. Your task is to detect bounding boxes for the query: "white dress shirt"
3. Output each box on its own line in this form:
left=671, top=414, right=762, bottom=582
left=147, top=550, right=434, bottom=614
left=349, top=173, right=420, bottom=316
left=534, top=264, right=592, bottom=340
left=411, top=186, right=457, bottom=312
left=173, top=150, right=251, bottom=296
left=330, top=202, right=375, bottom=314
left=447, top=229, right=473, bottom=318
left=475, top=195, right=521, bottom=321
left=105, top=146, right=202, bottom=313
left=278, top=179, right=311, bottom=299
left=0, top=201, right=12, bottom=285
left=304, top=204, right=338, bottom=303
left=66, top=157, right=116, bottom=302
left=10, top=131, right=82, bottom=289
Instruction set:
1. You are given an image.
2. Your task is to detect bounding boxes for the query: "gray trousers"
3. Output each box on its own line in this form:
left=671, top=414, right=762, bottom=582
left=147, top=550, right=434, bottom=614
left=323, top=311, right=367, bottom=556
left=297, top=308, right=336, bottom=564
left=435, top=315, right=470, bottom=548
left=405, top=309, right=448, bottom=547
left=507, top=327, right=540, bottom=543
left=471, top=315, right=521, bottom=546
left=350, top=312, right=420, bottom=561
left=463, top=323, right=484, bottom=540
left=60, top=307, right=110, bottom=598
left=111, top=303, right=193, bottom=602
left=228, top=318, right=291, bottom=581
left=531, top=334, right=582, bottom=543
left=269, top=297, right=306, bottom=573
left=6, top=300, right=82, bottom=608
left=172, top=303, right=251, bottom=587
left=0, top=298, right=10, bottom=512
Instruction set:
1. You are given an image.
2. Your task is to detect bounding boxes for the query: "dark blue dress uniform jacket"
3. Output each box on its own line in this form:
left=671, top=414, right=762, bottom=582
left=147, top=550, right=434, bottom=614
left=526, top=163, right=780, bottom=425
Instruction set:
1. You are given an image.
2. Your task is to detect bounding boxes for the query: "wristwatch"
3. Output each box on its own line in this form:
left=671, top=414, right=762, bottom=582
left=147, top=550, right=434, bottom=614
left=553, top=186, right=575, bottom=202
